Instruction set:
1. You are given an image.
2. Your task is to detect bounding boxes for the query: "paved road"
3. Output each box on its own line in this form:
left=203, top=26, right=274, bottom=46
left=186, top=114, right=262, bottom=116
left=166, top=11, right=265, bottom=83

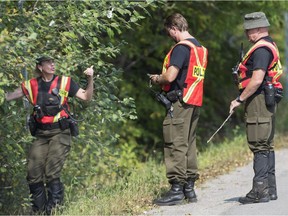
left=145, top=148, right=288, bottom=215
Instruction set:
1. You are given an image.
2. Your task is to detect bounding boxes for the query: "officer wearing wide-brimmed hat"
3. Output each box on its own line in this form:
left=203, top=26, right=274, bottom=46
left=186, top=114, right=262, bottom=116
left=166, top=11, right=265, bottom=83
left=243, top=11, right=270, bottom=30
left=230, top=12, right=283, bottom=204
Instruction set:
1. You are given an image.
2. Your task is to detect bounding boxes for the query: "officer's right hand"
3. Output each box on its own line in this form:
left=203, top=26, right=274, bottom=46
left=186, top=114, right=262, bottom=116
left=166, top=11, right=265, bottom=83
left=229, top=99, right=241, bottom=114
left=149, top=74, right=161, bottom=85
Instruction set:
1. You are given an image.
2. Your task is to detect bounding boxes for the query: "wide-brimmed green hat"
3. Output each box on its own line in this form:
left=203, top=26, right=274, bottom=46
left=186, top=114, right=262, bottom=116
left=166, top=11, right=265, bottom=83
left=243, top=12, right=270, bottom=30
left=36, top=56, right=54, bottom=65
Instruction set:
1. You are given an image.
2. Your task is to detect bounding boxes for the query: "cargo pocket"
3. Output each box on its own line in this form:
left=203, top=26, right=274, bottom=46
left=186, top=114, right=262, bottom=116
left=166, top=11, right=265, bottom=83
left=60, top=130, right=71, bottom=147
left=163, top=119, right=173, bottom=143
left=172, top=118, right=184, bottom=143
left=163, top=118, right=184, bottom=143
left=246, top=117, right=270, bottom=143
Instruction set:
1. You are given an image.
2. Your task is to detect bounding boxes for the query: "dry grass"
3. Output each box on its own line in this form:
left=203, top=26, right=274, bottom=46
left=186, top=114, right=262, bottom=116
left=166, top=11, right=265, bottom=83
left=59, top=133, right=288, bottom=215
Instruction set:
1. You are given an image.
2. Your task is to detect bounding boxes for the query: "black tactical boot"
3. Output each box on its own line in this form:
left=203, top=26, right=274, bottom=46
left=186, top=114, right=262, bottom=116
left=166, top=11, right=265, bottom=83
left=184, top=178, right=197, bottom=203
left=268, top=151, right=277, bottom=200
left=239, top=151, right=270, bottom=204
left=45, top=178, right=64, bottom=215
left=29, top=181, right=47, bottom=213
left=153, top=183, right=185, bottom=206
left=239, top=180, right=270, bottom=204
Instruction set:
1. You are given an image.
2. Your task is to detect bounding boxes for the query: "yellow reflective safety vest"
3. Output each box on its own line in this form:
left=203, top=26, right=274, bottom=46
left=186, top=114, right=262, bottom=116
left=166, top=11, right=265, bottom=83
left=162, top=40, right=208, bottom=106
left=21, top=75, right=71, bottom=124
left=238, top=39, right=283, bottom=90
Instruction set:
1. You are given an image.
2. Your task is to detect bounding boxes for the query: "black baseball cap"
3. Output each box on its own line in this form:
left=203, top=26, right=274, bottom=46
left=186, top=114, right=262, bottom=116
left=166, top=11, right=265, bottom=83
left=36, top=56, right=54, bottom=65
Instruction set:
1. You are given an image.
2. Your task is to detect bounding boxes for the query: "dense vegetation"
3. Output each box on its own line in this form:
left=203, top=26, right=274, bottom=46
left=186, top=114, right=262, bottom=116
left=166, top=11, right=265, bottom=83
left=1, top=0, right=288, bottom=214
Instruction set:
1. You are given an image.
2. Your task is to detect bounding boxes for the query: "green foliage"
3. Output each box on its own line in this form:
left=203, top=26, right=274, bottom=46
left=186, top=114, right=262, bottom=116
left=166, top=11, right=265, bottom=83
left=115, top=1, right=288, bottom=153
left=198, top=134, right=249, bottom=170
left=274, top=99, right=288, bottom=133
left=0, top=0, right=151, bottom=214
left=1, top=0, right=288, bottom=214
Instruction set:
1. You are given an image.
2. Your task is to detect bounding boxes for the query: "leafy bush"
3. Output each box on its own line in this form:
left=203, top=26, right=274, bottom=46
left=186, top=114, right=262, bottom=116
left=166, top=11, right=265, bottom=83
left=0, top=1, right=151, bottom=214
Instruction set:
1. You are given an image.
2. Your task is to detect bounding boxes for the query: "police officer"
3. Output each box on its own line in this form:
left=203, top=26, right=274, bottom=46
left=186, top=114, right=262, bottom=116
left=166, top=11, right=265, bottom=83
left=149, top=13, right=208, bottom=206
left=229, top=12, right=283, bottom=204
left=5, top=56, right=94, bottom=214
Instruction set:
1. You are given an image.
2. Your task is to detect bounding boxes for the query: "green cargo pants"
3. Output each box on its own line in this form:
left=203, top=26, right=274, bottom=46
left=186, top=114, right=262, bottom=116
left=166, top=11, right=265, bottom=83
left=163, top=100, right=200, bottom=185
left=27, top=128, right=71, bottom=184
left=245, top=93, right=276, bottom=153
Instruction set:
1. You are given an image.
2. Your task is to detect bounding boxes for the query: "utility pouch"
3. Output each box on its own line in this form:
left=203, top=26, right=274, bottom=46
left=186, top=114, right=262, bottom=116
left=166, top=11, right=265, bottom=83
left=58, top=117, right=69, bottom=130
left=156, top=93, right=172, bottom=110
left=44, top=105, right=62, bottom=116
left=69, top=119, right=79, bottom=137
left=264, top=84, right=275, bottom=106
left=34, top=105, right=44, bottom=119
left=166, top=90, right=182, bottom=103
left=28, top=115, right=37, bottom=136
left=43, top=94, right=61, bottom=116
left=275, top=88, right=283, bottom=103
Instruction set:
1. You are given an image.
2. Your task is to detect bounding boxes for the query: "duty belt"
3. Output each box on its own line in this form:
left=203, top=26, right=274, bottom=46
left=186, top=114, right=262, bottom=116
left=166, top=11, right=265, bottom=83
left=166, top=90, right=182, bottom=103
left=36, top=122, right=61, bottom=130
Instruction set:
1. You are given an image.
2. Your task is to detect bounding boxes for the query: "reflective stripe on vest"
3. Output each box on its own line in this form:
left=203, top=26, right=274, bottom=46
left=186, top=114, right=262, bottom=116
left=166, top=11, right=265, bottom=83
left=161, top=40, right=208, bottom=106
left=238, top=40, right=283, bottom=90
left=21, top=76, right=71, bottom=124
left=53, top=76, right=71, bottom=121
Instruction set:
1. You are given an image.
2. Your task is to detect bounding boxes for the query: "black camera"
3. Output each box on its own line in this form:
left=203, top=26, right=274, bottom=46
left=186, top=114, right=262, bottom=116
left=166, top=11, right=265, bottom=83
left=156, top=93, right=172, bottom=110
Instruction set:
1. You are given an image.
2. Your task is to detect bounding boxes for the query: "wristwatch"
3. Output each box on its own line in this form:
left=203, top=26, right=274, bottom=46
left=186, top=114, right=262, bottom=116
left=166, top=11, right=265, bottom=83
left=236, top=96, right=244, bottom=103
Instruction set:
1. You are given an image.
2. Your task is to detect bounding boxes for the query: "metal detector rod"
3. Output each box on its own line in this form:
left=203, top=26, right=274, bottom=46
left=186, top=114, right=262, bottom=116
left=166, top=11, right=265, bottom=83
left=207, top=111, right=234, bottom=143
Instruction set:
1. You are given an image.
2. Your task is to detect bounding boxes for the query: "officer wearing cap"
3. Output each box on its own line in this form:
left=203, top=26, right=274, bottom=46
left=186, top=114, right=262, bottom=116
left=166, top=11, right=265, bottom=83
left=5, top=56, right=94, bottom=214
left=230, top=12, right=283, bottom=204
left=35, top=56, right=54, bottom=64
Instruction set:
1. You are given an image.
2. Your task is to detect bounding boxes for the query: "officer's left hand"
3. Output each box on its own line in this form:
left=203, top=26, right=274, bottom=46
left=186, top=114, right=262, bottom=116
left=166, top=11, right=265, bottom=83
left=84, top=66, right=94, bottom=78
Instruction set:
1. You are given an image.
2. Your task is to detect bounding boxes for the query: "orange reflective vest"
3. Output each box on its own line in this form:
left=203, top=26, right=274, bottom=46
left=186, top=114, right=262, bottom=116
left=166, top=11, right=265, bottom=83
left=21, top=76, right=71, bottom=124
left=238, top=40, right=283, bottom=90
left=162, top=40, right=208, bottom=106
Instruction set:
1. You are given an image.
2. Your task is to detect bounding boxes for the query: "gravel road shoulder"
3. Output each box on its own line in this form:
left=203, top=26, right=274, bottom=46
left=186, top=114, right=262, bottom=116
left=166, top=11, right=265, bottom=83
left=144, top=148, right=288, bottom=216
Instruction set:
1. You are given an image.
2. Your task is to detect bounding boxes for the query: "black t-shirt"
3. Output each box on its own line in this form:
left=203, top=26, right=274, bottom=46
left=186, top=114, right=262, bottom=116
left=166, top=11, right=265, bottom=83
left=38, top=75, right=80, bottom=97
left=245, top=36, right=274, bottom=74
left=35, top=75, right=80, bottom=114
left=168, top=38, right=202, bottom=91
